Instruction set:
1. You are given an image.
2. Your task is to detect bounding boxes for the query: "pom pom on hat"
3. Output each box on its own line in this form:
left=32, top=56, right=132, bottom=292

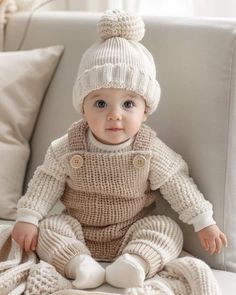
left=98, top=9, right=145, bottom=42
left=73, top=9, right=161, bottom=115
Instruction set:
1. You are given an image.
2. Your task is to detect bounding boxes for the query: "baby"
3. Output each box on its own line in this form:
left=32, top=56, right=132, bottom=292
left=12, top=9, right=227, bottom=290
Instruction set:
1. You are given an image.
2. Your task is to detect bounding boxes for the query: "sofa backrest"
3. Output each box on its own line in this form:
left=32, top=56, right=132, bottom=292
left=5, top=12, right=236, bottom=272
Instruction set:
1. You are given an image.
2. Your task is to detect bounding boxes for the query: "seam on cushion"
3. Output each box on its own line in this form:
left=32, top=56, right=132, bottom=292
left=224, top=29, right=236, bottom=271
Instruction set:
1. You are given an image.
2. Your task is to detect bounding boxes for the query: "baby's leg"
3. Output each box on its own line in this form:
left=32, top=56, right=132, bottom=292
left=106, top=215, right=183, bottom=288
left=37, top=213, right=105, bottom=289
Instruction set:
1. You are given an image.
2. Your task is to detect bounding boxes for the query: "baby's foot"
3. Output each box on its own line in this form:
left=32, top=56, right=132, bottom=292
left=65, top=254, right=105, bottom=289
left=106, top=253, right=148, bottom=288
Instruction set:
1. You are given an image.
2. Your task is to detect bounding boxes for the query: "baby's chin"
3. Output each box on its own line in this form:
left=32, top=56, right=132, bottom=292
left=101, top=139, right=129, bottom=145
left=96, top=135, right=130, bottom=145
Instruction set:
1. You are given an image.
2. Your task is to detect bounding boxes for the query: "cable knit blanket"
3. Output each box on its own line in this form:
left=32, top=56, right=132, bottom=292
left=0, top=224, right=221, bottom=295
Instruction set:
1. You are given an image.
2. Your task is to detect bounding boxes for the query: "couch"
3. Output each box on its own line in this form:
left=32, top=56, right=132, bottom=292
left=1, top=11, right=236, bottom=294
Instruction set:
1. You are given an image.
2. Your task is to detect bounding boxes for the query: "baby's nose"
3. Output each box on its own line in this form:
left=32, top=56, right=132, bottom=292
left=107, top=108, right=122, bottom=120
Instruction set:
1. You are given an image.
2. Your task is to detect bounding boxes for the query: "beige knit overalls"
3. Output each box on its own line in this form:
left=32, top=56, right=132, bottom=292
left=37, top=121, right=183, bottom=278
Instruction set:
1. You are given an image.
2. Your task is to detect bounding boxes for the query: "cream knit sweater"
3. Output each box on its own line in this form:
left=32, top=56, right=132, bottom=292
left=17, top=120, right=215, bottom=234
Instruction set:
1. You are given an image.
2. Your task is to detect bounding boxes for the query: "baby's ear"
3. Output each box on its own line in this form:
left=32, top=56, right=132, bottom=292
left=81, top=103, right=86, bottom=118
left=142, top=111, right=148, bottom=122
left=82, top=112, right=87, bottom=122
left=142, top=106, right=148, bottom=122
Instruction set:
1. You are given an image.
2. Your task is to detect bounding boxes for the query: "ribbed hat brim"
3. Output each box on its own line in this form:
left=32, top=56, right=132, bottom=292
left=73, top=63, right=161, bottom=115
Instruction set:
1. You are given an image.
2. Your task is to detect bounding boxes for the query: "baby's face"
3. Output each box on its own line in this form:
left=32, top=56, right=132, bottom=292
left=83, top=88, right=147, bottom=145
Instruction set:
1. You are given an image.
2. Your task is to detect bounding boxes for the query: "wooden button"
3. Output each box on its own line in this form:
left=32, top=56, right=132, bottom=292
left=133, top=155, right=146, bottom=168
left=70, top=155, right=84, bottom=169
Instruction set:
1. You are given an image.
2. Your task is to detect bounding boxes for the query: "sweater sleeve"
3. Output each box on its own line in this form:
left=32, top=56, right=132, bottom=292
left=149, top=137, right=216, bottom=232
left=17, top=140, right=67, bottom=226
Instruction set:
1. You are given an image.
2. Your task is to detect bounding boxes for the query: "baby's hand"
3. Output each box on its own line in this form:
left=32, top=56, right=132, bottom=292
left=197, top=224, right=228, bottom=255
left=11, top=221, right=38, bottom=252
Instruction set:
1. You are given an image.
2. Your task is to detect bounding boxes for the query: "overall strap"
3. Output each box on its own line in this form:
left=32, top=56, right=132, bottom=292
left=68, top=121, right=156, bottom=152
left=133, top=124, right=156, bottom=151
left=68, top=119, right=88, bottom=152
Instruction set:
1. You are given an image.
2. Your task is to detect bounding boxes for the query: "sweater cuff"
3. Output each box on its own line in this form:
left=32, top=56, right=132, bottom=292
left=17, top=208, right=43, bottom=227
left=189, top=211, right=216, bottom=232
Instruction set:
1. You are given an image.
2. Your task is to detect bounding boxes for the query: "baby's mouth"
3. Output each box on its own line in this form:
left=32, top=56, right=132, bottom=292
left=106, top=128, right=124, bottom=131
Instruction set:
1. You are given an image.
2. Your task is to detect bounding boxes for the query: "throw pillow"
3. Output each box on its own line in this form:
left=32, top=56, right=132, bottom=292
left=0, top=45, right=64, bottom=220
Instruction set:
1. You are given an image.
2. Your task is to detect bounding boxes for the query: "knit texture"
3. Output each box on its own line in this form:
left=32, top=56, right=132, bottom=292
left=37, top=214, right=91, bottom=276
left=163, top=256, right=221, bottom=294
left=159, top=162, right=215, bottom=231
left=127, top=257, right=221, bottom=295
left=87, top=128, right=133, bottom=153
left=0, top=224, right=36, bottom=295
left=72, top=9, right=161, bottom=115
left=36, top=213, right=183, bottom=277
left=0, top=225, right=221, bottom=295
left=24, top=260, right=72, bottom=295
left=17, top=119, right=215, bottom=277
left=17, top=120, right=214, bottom=232
left=98, top=9, right=145, bottom=42
left=121, top=215, right=183, bottom=278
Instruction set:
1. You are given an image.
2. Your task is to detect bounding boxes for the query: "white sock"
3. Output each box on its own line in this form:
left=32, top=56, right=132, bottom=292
left=106, top=253, right=148, bottom=288
left=65, top=254, right=105, bottom=289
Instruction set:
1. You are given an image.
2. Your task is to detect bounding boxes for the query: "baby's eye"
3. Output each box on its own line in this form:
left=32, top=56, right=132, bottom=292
left=95, top=100, right=107, bottom=108
left=123, top=100, right=135, bottom=109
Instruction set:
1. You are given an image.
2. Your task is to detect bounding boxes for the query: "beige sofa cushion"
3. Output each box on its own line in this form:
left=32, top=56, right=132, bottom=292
left=0, top=45, right=64, bottom=220
left=146, top=17, right=236, bottom=274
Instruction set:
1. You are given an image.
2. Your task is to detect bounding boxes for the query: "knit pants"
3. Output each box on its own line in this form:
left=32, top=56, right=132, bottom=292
left=36, top=214, right=183, bottom=279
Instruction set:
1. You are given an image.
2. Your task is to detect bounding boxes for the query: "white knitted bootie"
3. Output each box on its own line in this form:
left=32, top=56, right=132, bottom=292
left=65, top=254, right=105, bottom=289
left=106, top=253, right=148, bottom=288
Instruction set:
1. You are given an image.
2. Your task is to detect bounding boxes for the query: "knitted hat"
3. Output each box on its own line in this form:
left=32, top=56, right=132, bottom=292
left=72, top=9, right=161, bottom=115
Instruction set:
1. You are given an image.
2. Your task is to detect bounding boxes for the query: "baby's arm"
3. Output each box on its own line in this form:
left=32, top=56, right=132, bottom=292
left=12, top=139, right=67, bottom=251
left=149, top=137, right=228, bottom=254
left=11, top=222, right=38, bottom=252
left=16, top=143, right=67, bottom=226
left=197, top=224, right=228, bottom=254
left=158, top=161, right=228, bottom=254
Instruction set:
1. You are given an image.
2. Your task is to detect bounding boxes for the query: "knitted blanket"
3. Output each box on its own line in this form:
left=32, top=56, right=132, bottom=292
left=0, top=224, right=221, bottom=295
